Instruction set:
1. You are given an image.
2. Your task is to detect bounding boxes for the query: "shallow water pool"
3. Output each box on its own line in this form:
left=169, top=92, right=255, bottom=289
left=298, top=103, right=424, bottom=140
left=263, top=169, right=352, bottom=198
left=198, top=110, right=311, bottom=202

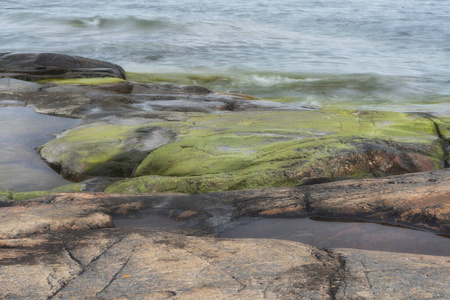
left=114, top=213, right=449, bottom=256
left=0, top=107, right=81, bottom=191
left=219, top=217, right=450, bottom=257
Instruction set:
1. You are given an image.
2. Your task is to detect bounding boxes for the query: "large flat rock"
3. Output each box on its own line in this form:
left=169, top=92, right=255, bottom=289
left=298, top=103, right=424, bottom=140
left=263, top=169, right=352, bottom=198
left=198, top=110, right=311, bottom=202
left=0, top=229, right=343, bottom=299
left=0, top=228, right=448, bottom=299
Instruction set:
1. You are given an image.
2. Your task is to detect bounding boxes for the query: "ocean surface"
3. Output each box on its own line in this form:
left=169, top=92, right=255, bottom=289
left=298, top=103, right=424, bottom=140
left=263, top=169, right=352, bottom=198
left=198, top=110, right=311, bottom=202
left=1, top=0, right=449, bottom=112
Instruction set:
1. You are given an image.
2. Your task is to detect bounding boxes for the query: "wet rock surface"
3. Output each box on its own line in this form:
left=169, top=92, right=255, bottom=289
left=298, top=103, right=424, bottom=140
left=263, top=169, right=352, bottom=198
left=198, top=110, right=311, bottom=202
left=0, top=170, right=449, bottom=299
left=1, top=53, right=449, bottom=299
left=33, top=108, right=448, bottom=193
left=0, top=52, right=126, bottom=80
left=1, top=169, right=449, bottom=240
left=0, top=54, right=447, bottom=193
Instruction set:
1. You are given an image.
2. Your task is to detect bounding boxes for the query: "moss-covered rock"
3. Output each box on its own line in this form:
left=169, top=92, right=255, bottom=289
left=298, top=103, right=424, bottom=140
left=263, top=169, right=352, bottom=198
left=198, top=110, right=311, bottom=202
left=38, top=121, right=178, bottom=180
left=0, top=182, right=87, bottom=201
left=105, top=110, right=447, bottom=194
left=34, top=105, right=447, bottom=195
left=434, top=116, right=450, bottom=140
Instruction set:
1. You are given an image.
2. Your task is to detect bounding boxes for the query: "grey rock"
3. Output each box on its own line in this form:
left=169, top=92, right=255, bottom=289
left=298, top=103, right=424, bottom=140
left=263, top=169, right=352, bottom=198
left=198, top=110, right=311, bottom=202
left=0, top=52, right=126, bottom=80
left=132, top=83, right=212, bottom=95
left=336, top=248, right=450, bottom=299
left=0, top=78, right=42, bottom=93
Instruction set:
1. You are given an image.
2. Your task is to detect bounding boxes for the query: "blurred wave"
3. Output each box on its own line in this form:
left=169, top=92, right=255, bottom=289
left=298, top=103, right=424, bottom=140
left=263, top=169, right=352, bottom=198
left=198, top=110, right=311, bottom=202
left=0, top=0, right=449, bottom=113
left=65, top=16, right=173, bottom=31
left=126, top=70, right=450, bottom=113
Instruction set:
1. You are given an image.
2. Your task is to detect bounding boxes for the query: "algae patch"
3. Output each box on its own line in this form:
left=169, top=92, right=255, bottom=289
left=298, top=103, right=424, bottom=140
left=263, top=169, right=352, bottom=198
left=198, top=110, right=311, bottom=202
left=106, top=110, right=446, bottom=194
left=6, top=108, right=449, bottom=196
left=36, top=77, right=125, bottom=85
left=38, top=121, right=177, bottom=179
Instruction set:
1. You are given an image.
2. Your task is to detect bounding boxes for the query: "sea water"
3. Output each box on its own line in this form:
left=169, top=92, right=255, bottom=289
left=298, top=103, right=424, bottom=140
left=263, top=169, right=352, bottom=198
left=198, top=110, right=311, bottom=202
left=1, top=0, right=449, bottom=112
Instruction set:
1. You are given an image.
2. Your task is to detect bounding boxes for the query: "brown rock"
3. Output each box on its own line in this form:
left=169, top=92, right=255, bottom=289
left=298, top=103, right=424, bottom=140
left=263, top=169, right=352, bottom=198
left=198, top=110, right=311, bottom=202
left=0, top=229, right=343, bottom=299
left=0, top=229, right=448, bottom=299
left=1, top=170, right=448, bottom=241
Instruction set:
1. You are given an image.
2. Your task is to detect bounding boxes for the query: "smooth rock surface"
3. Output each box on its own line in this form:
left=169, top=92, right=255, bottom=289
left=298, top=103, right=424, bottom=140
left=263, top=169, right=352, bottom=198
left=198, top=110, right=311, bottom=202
left=0, top=52, right=126, bottom=80
left=0, top=78, right=42, bottom=93
left=106, top=110, right=447, bottom=194
left=38, top=122, right=175, bottom=179
left=31, top=107, right=448, bottom=192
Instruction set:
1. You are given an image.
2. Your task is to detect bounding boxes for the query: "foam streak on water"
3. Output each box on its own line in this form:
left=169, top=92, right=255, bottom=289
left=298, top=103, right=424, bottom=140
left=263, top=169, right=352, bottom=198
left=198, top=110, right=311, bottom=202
left=1, top=0, right=449, bottom=111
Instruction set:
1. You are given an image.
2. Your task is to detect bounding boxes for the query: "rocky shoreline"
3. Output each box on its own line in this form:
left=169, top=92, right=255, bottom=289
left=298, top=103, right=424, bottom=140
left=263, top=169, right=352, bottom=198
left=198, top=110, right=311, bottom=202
left=0, top=53, right=449, bottom=299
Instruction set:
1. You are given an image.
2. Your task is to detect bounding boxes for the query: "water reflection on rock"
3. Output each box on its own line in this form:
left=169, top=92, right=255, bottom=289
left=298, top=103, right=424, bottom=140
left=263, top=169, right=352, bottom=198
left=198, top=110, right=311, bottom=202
left=219, top=217, right=450, bottom=257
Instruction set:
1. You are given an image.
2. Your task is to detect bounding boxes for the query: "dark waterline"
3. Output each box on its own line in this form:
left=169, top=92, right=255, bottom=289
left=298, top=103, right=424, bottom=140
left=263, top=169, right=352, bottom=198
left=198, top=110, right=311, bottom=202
left=0, top=106, right=81, bottom=191
left=114, top=214, right=450, bottom=257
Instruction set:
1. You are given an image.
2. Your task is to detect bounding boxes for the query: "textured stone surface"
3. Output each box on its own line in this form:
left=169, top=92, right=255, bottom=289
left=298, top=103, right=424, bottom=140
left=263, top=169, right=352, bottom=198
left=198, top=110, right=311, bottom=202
left=1, top=170, right=448, bottom=240
left=0, top=229, right=343, bottom=299
left=336, top=248, right=450, bottom=299
left=0, top=228, right=448, bottom=299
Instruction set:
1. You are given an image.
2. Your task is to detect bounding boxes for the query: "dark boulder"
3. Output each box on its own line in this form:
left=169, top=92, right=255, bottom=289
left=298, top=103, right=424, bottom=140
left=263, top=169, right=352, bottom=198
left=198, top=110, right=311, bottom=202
left=0, top=52, right=126, bottom=80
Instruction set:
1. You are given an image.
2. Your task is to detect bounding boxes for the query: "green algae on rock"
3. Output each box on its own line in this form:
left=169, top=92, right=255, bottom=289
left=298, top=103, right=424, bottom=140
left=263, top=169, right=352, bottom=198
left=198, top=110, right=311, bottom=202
left=434, top=116, right=450, bottom=140
left=0, top=182, right=87, bottom=202
left=105, top=110, right=447, bottom=194
left=38, top=122, right=177, bottom=180
left=36, top=77, right=125, bottom=85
